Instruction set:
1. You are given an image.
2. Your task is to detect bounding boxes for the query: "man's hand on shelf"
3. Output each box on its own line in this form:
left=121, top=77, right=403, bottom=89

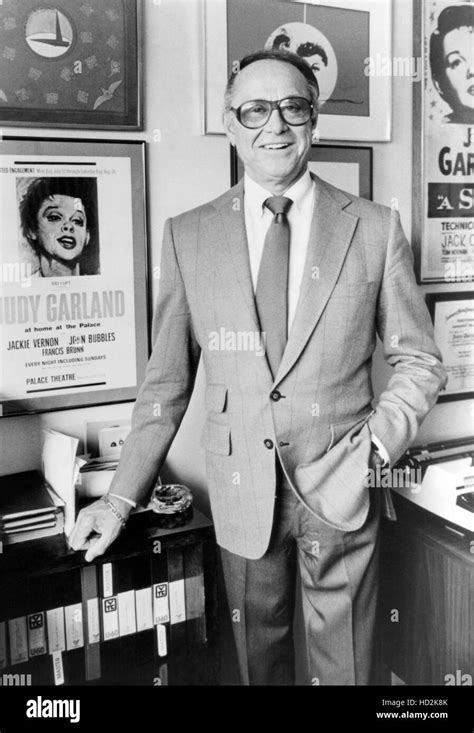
left=68, top=495, right=132, bottom=562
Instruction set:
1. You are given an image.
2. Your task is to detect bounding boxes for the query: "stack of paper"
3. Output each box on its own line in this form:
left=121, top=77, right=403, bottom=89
left=42, top=429, right=79, bottom=537
left=0, top=470, right=65, bottom=545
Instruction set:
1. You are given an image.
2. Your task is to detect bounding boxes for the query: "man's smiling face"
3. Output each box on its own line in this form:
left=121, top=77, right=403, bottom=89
left=224, top=59, right=316, bottom=194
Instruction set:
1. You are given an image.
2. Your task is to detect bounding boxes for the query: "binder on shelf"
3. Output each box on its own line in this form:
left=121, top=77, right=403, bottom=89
left=45, top=575, right=67, bottom=687
left=7, top=582, right=29, bottom=668
left=152, top=547, right=170, bottom=628
left=80, top=565, right=101, bottom=682
left=167, top=546, right=187, bottom=656
left=117, top=558, right=137, bottom=639
left=0, top=506, right=216, bottom=686
left=99, top=562, right=119, bottom=640
left=184, top=542, right=207, bottom=647
left=56, top=568, right=86, bottom=685
left=135, top=558, right=153, bottom=636
left=151, top=545, right=170, bottom=684
left=98, top=561, right=120, bottom=682
left=27, top=609, right=47, bottom=659
left=26, top=574, right=56, bottom=685
left=117, top=556, right=152, bottom=685
left=5, top=575, right=49, bottom=683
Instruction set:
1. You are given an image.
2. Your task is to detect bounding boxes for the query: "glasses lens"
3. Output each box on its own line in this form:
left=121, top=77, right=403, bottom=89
left=239, top=100, right=271, bottom=128
left=280, top=98, right=311, bottom=124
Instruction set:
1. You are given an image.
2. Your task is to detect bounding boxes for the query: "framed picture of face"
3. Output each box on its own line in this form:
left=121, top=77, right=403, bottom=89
left=0, top=0, right=141, bottom=130
left=425, top=292, right=474, bottom=402
left=231, top=143, right=373, bottom=200
left=203, top=0, right=392, bottom=141
left=0, top=137, right=149, bottom=416
left=412, top=0, right=474, bottom=283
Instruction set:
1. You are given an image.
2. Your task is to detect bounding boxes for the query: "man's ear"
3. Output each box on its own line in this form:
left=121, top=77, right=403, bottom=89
left=28, top=229, right=37, bottom=241
left=223, top=111, right=237, bottom=146
left=310, top=112, right=319, bottom=143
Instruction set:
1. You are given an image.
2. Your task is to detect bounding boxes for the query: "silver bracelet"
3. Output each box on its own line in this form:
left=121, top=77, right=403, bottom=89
left=102, top=495, right=127, bottom=528
left=108, top=492, right=137, bottom=509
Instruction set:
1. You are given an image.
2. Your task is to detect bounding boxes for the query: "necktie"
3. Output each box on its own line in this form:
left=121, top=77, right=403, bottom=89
left=255, top=196, right=292, bottom=378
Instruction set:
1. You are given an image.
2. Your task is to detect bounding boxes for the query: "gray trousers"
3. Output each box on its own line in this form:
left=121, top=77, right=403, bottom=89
left=220, top=461, right=381, bottom=685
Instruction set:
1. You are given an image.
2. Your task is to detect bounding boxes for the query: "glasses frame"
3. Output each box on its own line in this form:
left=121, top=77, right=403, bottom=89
left=230, top=96, right=314, bottom=129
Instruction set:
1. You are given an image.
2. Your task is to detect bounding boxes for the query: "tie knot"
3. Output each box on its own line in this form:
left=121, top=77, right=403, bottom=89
left=264, top=196, right=292, bottom=217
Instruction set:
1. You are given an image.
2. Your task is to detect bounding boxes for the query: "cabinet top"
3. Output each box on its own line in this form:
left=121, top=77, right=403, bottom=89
left=0, top=507, right=214, bottom=581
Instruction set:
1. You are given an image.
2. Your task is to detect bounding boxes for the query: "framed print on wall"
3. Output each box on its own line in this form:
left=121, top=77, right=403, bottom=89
left=231, top=144, right=373, bottom=200
left=412, top=0, right=474, bottom=283
left=204, top=0, right=392, bottom=141
left=0, top=0, right=141, bottom=130
left=426, top=292, right=474, bottom=402
left=0, top=137, right=149, bottom=417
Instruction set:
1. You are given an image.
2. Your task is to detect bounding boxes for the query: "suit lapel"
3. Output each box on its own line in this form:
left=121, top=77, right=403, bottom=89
left=205, top=175, right=360, bottom=387
left=273, top=174, right=359, bottom=387
left=204, top=181, right=261, bottom=335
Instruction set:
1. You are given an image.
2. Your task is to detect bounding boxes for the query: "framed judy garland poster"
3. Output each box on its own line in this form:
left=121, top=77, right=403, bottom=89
left=204, top=0, right=392, bottom=141
left=413, top=0, right=474, bottom=283
left=0, top=138, right=148, bottom=416
left=0, top=0, right=141, bottom=130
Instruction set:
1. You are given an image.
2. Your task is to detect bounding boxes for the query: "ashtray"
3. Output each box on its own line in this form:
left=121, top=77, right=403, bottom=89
left=150, top=484, right=193, bottom=515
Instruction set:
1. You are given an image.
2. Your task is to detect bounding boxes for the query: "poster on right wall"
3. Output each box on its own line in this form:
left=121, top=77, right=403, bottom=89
left=413, top=0, right=474, bottom=283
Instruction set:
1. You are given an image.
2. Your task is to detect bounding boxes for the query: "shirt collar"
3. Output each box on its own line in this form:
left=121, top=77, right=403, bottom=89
left=244, top=168, right=313, bottom=217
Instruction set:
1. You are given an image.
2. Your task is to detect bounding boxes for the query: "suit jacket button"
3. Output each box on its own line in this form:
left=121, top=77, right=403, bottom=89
left=264, top=439, right=274, bottom=449
left=270, top=391, right=281, bottom=401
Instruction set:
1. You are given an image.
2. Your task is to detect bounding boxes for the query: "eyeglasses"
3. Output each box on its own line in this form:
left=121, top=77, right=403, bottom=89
left=231, top=97, right=314, bottom=129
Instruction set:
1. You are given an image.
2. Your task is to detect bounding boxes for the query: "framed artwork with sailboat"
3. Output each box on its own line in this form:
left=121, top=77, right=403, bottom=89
left=0, top=0, right=141, bottom=130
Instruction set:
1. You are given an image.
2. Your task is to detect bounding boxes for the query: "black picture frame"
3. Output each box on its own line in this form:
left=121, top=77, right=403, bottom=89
left=0, top=136, right=149, bottom=417
left=0, top=0, right=142, bottom=130
left=426, top=291, right=474, bottom=403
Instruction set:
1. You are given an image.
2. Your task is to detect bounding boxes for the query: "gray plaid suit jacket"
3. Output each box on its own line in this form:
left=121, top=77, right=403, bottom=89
left=110, top=174, right=446, bottom=559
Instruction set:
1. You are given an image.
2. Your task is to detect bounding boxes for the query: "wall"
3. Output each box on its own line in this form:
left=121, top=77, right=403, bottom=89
left=0, top=0, right=471, bottom=509
left=0, top=0, right=225, bottom=515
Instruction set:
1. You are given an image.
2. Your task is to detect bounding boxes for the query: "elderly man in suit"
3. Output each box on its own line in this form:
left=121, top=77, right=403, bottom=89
left=70, top=49, right=446, bottom=686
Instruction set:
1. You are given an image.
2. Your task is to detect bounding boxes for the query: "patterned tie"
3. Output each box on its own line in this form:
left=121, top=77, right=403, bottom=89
left=255, top=196, right=292, bottom=378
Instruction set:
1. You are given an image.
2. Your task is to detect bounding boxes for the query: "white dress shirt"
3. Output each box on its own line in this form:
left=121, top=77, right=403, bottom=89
left=243, top=169, right=390, bottom=466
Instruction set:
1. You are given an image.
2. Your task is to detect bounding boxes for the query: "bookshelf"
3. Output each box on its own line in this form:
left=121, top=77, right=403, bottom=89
left=0, top=509, right=219, bottom=686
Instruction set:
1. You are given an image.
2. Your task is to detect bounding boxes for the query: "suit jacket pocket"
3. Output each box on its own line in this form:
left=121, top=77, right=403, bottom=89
left=327, top=409, right=374, bottom=453
left=205, top=383, right=228, bottom=413
left=200, top=416, right=231, bottom=456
